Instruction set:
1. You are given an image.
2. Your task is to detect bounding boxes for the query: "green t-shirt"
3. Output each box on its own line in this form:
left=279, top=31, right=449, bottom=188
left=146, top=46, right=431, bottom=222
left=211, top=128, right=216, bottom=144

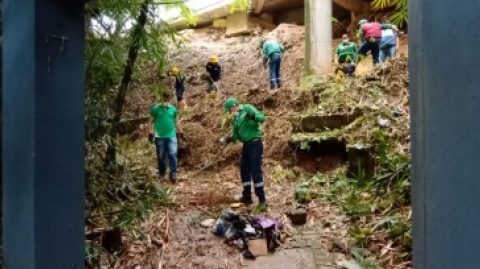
left=336, top=42, right=358, bottom=57
left=230, top=104, right=265, bottom=143
left=150, top=104, right=177, bottom=138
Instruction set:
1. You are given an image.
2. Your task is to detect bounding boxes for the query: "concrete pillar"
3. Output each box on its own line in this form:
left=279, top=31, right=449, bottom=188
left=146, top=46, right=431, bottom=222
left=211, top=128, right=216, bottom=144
left=307, top=0, right=333, bottom=74
left=410, top=0, right=480, bottom=268
left=3, top=0, right=85, bottom=268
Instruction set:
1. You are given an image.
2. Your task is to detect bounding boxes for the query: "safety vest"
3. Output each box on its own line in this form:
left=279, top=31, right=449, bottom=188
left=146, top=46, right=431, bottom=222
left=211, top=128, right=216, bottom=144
left=361, top=22, right=382, bottom=38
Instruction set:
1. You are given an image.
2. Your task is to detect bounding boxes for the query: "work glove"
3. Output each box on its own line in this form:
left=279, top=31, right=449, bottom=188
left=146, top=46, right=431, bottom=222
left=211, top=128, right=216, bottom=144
left=148, top=133, right=154, bottom=143
left=219, top=136, right=234, bottom=144
left=246, top=110, right=256, bottom=121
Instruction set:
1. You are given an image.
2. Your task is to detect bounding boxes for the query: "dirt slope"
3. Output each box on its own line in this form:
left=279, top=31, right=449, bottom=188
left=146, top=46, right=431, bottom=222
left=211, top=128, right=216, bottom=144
left=119, top=23, right=411, bottom=269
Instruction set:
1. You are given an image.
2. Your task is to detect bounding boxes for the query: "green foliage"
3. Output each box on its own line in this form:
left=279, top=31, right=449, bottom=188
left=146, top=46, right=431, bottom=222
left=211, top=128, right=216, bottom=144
left=84, top=0, right=194, bottom=266
left=372, top=0, right=408, bottom=27
left=302, top=128, right=411, bottom=263
left=230, top=0, right=251, bottom=13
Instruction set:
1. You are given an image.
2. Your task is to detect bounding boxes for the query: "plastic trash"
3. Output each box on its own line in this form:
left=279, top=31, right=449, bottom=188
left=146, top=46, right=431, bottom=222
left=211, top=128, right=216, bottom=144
left=212, top=219, right=226, bottom=236
left=244, top=224, right=256, bottom=235
left=200, top=218, right=216, bottom=228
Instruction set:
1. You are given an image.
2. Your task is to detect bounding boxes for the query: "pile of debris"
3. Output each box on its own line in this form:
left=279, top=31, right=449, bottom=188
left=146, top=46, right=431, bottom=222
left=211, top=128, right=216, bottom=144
left=203, top=208, right=284, bottom=260
left=293, top=56, right=410, bottom=154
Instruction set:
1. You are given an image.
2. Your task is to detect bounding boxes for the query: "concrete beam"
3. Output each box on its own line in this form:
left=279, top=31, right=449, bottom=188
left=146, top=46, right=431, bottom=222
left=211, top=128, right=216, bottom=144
left=333, top=0, right=363, bottom=13
left=225, top=11, right=250, bottom=37
left=254, top=0, right=266, bottom=14
left=307, top=0, right=333, bottom=74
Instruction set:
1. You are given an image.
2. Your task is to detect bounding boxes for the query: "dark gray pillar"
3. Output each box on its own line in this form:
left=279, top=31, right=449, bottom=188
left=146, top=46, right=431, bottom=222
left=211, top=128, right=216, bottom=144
left=2, top=0, right=85, bottom=268
left=409, top=1, right=480, bottom=269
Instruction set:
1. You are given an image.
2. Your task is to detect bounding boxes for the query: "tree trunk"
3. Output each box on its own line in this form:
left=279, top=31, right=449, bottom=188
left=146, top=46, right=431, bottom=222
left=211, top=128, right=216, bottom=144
left=104, top=0, right=150, bottom=169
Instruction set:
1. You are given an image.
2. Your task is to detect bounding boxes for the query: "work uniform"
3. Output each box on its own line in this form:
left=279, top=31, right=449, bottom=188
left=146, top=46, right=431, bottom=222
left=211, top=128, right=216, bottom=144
left=174, top=72, right=186, bottom=104
left=229, top=104, right=266, bottom=204
left=206, top=62, right=222, bottom=101
left=336, top=42, right=358, bottom=76
left=262, top=40, right=284, bottom=90
left=379, top=26, right=398, bottom=63
left=358, top=22, right=396, bottom=64
left=150, top=103, right=178, bottom=181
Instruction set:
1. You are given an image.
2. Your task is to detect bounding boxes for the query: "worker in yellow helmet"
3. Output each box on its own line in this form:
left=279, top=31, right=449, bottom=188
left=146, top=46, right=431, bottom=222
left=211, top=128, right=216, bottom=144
left=205, top=55, right=222, bottom=104
left=170, top=67, right=188, bottom=109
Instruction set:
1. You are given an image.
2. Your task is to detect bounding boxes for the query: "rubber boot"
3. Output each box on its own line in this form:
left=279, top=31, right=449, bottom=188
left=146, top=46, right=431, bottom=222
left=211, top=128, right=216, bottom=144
left=237, top=187, right=253, bottom=205
left=204, top=92, right=210, bottom=105
left=180, top=99, right=188, bottom=109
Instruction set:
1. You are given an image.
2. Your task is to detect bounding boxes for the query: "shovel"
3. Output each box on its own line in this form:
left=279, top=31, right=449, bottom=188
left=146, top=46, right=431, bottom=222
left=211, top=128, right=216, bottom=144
left=207, top=75, right=226, bottom=100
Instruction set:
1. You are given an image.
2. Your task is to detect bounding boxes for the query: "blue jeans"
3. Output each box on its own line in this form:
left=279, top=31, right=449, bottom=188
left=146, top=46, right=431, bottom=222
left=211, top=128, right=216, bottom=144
left=379, top=44, right=396, bottom=63
left=175, top=86, right=185, bottom=102
left=154, top=137, right=178, bottom=178
left=240, top=139, right=266, bottom=202
left=268, top=53, right=282, bottom=89
left=358, top=37, right=381, bottom=65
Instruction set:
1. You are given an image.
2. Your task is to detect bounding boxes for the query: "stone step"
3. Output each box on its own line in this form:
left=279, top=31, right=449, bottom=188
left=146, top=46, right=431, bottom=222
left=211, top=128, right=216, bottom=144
left=298, top=112, right=361, bottom=133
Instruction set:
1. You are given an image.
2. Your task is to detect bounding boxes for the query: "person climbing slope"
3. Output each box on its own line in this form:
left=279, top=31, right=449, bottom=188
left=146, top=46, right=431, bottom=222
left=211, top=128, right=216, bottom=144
left=171, top=67, right=188, bottom=109
left=379, top=15, right=400, bottom=63
left=357, top=19, right=398, bottom=65
left=222, top=98, right=267, bottom=211
left=335, top=34, right=358, bottom=77
left=205, top=55, right=222, bottom=104
left=148, top=90, right=183, bottom=183
left=261, top=38, right=284, bottom=90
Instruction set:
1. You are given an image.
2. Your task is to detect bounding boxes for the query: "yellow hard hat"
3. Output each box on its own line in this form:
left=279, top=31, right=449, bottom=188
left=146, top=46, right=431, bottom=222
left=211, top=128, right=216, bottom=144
left=172, top=67, right=179, bottom=74
left=210, top=56, right=218, bottom=63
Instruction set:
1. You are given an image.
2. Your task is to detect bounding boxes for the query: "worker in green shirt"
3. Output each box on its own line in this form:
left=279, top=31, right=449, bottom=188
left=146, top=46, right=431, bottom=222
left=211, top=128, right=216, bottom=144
left=335, top=34, right=358, bottom=76
left=223, top=98, right=267, bottom=210
left=261, top=38, right=284, bottom=90
left=148, top=90, right=183, bottom=183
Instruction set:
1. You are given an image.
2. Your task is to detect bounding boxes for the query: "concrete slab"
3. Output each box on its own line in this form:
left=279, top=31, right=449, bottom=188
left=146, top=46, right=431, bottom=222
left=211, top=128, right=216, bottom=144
left=245, top=249, right=316, bottom=269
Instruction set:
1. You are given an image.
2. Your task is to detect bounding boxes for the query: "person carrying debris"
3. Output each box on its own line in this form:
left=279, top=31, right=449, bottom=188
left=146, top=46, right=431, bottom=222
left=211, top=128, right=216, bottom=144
left=357, top=19, right=398, bottom=65
left=148, top=90, right=184, bottom=183
left=205, top=55, right=222, bottom=103
left=379, top=15, right=400, bottom=63
left=261, top=38, right=284, bottom=90
left=335, top=34, right=358, bottom=77
left=171, top=67, right=188, bottom=109
left=222, top=98, right=267, bottom=211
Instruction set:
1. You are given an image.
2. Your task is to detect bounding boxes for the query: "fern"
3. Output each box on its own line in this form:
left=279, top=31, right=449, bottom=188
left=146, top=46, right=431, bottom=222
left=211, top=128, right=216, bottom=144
left=372, top=0, right=408, bottom=27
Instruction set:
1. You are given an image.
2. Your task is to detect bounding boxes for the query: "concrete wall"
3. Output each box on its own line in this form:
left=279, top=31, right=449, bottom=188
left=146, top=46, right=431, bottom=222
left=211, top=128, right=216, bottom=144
left=225, top=11, right=250, bottom=36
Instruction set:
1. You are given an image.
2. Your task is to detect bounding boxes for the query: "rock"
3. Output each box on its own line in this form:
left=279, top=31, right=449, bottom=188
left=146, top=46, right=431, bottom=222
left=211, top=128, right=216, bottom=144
left=200, top=218, right=216, bottom=228
left=332, top=239, right=349, bottom=253
left=292, top=166, right=302, bottom=176
left=286, top=207, right=308, bottom=225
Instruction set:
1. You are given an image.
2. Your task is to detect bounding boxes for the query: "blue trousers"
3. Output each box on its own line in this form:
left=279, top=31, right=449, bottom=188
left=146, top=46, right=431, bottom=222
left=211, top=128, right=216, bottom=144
left=268, top=53, right=282, bottom=89
left=175, top=85, right=185, bottom=102
left=358, top=37, right=381, bottom=65
left=379, top=44, right=396, bottom=63
left=154, top=137, right=178, bottom=178
left=240, top=139, right=266, bottom=202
